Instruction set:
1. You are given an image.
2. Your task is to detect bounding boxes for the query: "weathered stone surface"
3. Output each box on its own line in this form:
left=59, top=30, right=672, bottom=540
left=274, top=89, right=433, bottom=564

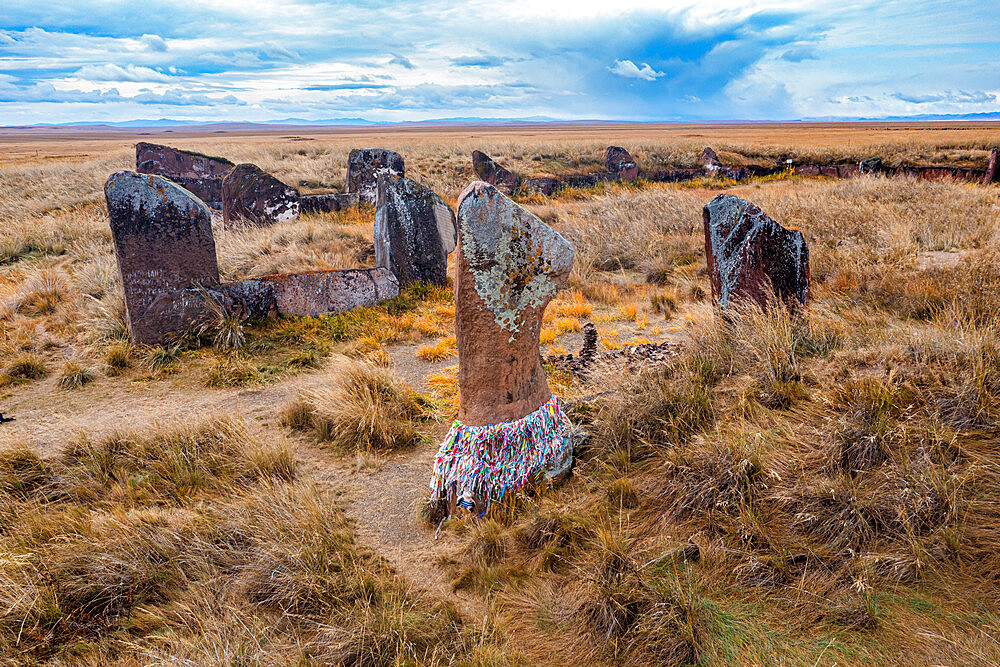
left=522, top=177, right=561, bottom=196
left=703, top=193, right=809, bottom=310
left=135, top=142, right=234, bottom=209
left=300, top=192, right=359, bottom=214
left=859, top=157, right=883, bottom=174
left=222, top=163, right=300, bottom=228
left=375, top=175, right=457, bottom=286
left=345, top=148, right=404, bottom=205
left=645, top=168, right=703, bottom=183
left=605, top=146, right=639, bottom=181
left=986, top=149, right=999, bottom=185
left=228, top=268, right=398, bottom=317
left=472, top=150, right=520, bottom=196
left=701, top=146, right=722, bottom=171
left=455, top=181, right=574, bottom=426
left=793, top=164, right=821, bottom=177
left=105, top=170, right=220, bottom=345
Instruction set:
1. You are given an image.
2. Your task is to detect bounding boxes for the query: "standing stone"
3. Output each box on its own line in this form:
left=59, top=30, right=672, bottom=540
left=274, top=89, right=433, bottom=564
left=375, top=175, right=457, bottom=286
left=605, top=146, right=639, bottom=181
left=222, top=164, right=300, bottom=228
left=135, top=142, right=234, bottom=209
left=472, top=150, right=520, bottom=196
left=701, top=146, right=723, bottom=172
left=345, top=148, right=404, bottom=205
left=703, top=194, right=809, bottom=310
left=105, top=170, right=220, bottom=345
left=454, top=182, right=574, bottom=425
left=429, top=182, right=575, bottom=513
left=985, top=149, right=999, bottom=185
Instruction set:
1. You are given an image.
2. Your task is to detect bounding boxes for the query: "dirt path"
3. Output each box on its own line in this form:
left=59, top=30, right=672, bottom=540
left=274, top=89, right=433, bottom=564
left=0, top=346, right=479, bottom=617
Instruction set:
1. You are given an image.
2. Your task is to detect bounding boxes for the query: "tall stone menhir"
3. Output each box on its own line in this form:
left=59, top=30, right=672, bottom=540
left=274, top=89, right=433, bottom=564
left=345, top=148, right=404, bottom=205
left=105, top=171, right=221, bottom=345
left=430, top=182, right=575, bottom=514
left=703, top=193, right=809, bottom=311
left=375, top=175, right=457, bottom=286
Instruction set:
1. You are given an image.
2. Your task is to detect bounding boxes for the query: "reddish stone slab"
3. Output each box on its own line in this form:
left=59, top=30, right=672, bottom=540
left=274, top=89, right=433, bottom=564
left=345, top=148, right=404, bottom=205
left=222, top=163, right=300, bottom=228
left=228, top=268, right=399, bottom=317
left=605, top=146, right=639, bottom=180
left=105, top=170, right=220, bottom=345
left=472, top=150, right=520, bottom=196
left=703, top=193, right=809, bottom=311
left=455, top=181, right=574, bottom=426
left=375, top=175, right=457, bottom=286
left=135, top=142, right=234, bottom=209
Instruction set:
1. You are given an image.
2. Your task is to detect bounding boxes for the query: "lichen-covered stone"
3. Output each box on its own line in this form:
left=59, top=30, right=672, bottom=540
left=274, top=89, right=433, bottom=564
left=299, top=192, right=359, bottom=214
left=345, top=148, right=404, bottom=205
left=703, top=194, right=809, bottom=310
left=222, top=164, right=300, bottom=228
left=455, top=181, right=574, bottom=426
left=228, top=268, right=398, bottom=317
left=472, top=150, right=520, bottom=196
left=606, top=146, right=639, bottom=181
left=105, top=170, right=221, bottom=345
left=135, top=142, right=234, bottom=209
left=375, top=175, right=457, bottom=286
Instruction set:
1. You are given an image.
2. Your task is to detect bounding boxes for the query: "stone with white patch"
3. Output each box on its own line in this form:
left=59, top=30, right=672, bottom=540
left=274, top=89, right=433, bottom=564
left=455, top=181, right=574, bottom=426
left=605, top=146, right=638, bottom=181
left=222, top=163, right=300, bottom=228
left=345, top=148, right=404, bottom=205
left=375, top=175, right=457, bottom=286
left=703, top=193, right=809, bottom=311
left=105, top=170, right=221, bottom=345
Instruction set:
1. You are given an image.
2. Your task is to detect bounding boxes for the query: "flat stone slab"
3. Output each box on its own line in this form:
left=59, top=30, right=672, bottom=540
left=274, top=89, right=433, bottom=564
left=222, top=163, right=300, bottom=228
left=455, top=181, right=574, bottom=426
left=375, top=175, right=457, bottom=286
left=703, top=193, right=809, bottom=310
left=227, top=268, right=399, bottom=318
left=135, top=142, right=234, bottom=209
left=345, top=148, right=404, bottom=206
left=522, top=177, right=560, bottom=196
left=104, top=170, right=220, bottom=345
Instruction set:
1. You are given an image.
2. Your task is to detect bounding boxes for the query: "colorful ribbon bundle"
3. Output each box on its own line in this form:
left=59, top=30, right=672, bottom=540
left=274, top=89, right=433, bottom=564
left=429, top=395, right=572, bottom=512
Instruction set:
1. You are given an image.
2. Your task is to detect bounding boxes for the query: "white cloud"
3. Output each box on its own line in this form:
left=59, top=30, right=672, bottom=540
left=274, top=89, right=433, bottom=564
left=140, top=34, right=168, bottom=52
left=74, top=64, right=173, bottom=82
left=609, top=59, right=666, bottom=81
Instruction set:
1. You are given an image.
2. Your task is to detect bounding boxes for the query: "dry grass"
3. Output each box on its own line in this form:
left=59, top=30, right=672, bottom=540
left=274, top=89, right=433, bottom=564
left=3, top=125, right=1000, bottom=664
left=0, top=416, right=516, bottom=664
left=283, top=360, right=430, bottom=452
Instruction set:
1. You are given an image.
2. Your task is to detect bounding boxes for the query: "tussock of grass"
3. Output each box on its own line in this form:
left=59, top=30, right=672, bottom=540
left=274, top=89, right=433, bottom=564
left=5, top=352, right=48, bottom=380
left=57, top=361, right=96, bottom=389
left=417, top=335, right=457, bottom=361
left=284, top=361, right=429, bottom=451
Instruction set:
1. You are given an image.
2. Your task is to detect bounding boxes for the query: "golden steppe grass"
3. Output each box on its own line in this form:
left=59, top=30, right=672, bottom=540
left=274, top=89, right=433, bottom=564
left=2, top=126, right=1000, bottom=664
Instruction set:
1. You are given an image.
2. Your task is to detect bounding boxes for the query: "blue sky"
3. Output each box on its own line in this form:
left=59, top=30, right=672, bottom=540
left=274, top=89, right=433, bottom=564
left=1, top=0, right=998, bottom=124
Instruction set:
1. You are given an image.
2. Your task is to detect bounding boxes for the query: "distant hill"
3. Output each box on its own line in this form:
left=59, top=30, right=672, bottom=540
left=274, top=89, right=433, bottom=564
left=6, top=111, right=1000, bottom=131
